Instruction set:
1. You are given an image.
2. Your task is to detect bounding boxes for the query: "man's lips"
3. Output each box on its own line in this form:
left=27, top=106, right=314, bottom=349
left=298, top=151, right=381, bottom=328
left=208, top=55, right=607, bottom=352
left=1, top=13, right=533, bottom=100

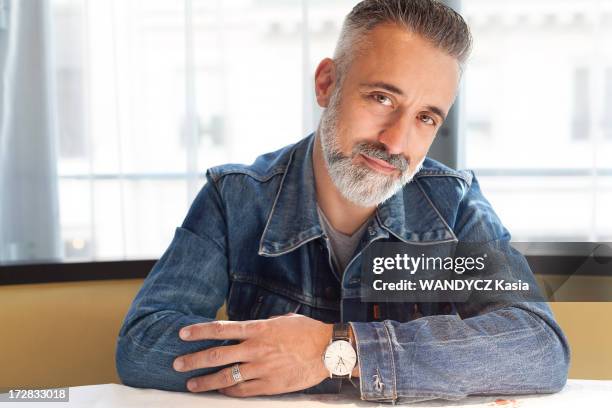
left=359, top=153, right=398, bottom=175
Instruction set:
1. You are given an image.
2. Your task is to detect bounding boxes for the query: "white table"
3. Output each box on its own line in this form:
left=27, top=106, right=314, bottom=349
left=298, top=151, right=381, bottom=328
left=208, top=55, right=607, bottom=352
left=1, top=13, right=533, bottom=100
left=1, top=380, right=611, bottom=407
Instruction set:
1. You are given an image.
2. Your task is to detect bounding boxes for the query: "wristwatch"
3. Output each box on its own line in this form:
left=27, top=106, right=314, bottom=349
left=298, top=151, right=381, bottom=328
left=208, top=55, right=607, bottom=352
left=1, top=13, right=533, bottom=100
left=322, top=323, right=358, bottom=379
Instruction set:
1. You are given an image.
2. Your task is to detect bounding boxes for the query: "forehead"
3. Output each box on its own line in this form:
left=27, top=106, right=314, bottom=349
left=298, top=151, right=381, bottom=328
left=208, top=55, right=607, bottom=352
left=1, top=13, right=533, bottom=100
left=345, top=23, right=460, bottom=106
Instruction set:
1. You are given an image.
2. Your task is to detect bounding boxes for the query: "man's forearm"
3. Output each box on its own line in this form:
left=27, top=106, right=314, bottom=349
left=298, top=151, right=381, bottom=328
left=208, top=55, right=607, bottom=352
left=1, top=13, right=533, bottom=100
left=349, top=302, right=569, bottom=403
left=115, top=221, right=232, bottom=392
left=116, top=311, right=235, bottom=391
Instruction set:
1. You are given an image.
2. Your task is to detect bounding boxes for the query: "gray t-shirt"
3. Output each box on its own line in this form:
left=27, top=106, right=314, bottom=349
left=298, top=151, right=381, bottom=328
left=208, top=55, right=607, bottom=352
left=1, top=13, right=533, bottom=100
left=317, top=205, right=371, bottom=275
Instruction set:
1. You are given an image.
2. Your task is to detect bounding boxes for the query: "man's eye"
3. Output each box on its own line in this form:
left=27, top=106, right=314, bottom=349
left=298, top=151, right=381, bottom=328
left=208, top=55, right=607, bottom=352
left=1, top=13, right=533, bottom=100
left=372, top=94, right=392, bottom=106
left=419, top=114, right=436, bottom=126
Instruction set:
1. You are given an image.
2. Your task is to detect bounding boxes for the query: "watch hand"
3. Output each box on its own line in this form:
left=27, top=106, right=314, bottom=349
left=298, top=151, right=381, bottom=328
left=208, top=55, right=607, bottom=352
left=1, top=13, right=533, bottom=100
left=340, top=359, right=348, bottom=370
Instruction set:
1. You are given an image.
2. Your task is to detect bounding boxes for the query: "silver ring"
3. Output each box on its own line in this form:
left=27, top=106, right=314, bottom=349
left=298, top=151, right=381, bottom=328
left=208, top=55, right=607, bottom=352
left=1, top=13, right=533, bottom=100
left=231, top=364, right=244, bottom=383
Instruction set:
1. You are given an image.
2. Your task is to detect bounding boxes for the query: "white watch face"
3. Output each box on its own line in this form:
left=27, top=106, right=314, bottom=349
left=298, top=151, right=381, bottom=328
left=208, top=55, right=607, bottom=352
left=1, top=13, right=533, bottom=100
left=323, top=340, right=357, bottom=376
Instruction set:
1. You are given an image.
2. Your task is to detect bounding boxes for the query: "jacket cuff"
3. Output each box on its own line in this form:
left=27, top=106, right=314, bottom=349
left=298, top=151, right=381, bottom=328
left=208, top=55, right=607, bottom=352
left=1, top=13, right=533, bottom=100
left=349, top=321, right=397, bottom=402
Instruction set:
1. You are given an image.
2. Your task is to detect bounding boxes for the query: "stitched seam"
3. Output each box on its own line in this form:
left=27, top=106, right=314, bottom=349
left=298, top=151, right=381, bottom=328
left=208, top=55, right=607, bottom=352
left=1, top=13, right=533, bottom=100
left=207, top=173, right=229, bottom=248
left=229, top=276, right=340, bottom=311
left=383, top=321, right=398, bottom=401
left=414, top=178, right=458, bottom=241
left=209, top=166, right=286, bottom=183
left=415, top=171, right=473, bottom=186
left=178, top=226, right=225, bottom=254
left=374, top=204, right=454, bottom=245
left=396, top=384, right=562, bottom=399
left=379, top=226, right=457, bottom=245
left=259, top=232, right=323, bottom=257
left=257, top=145, right=298, bottom=254
left=349, top=322, right=366, bottom=401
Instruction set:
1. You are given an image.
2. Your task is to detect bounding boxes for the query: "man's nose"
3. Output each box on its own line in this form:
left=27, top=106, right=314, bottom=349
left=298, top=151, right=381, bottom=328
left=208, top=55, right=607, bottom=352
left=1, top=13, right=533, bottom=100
left=377, top=113, right=411, bottom=155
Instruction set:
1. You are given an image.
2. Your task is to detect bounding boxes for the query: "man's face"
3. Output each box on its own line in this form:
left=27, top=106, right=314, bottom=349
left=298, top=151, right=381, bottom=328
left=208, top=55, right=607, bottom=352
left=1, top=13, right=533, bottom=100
left=318, top=23, right=460, bottom=207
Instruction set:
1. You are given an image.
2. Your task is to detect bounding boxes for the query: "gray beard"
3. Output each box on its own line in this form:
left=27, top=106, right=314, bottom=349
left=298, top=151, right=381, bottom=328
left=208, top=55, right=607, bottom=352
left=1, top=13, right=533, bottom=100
left=317, top=89, right=424, bottom=208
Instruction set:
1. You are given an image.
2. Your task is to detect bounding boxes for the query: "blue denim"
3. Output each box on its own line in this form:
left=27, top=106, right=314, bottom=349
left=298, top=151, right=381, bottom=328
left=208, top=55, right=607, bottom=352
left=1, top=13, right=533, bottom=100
left=116, top=133, right=570, bottom=403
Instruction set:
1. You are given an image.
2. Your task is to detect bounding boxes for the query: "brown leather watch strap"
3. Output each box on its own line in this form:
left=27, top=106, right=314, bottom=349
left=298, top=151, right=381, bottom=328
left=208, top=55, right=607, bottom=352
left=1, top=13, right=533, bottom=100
left=332, top=323, right=350, bottom=342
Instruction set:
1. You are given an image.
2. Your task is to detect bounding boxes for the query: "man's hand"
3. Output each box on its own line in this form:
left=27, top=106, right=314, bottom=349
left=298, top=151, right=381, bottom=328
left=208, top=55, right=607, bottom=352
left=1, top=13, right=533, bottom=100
left=172, top=313, right=333, bottom=397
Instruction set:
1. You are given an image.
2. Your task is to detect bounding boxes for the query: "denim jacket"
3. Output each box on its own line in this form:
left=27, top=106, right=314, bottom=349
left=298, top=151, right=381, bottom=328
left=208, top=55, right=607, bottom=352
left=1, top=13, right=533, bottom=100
left=116, top=133, right=570, bottom=403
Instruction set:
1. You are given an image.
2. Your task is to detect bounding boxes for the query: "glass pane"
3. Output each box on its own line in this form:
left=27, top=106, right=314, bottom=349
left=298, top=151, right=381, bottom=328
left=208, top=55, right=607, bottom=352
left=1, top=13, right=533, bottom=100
left=461, top=0, right=612, bottom=240
left=91, top=180, right=124, bottom=260
left=192, top=0, right=304, bottom=169
left=462, top=0, right=612, bottom=170
left=595, top=176, right=612, bottom=240
left=476, top=176, right=597, bottom=241
left=58, top=179, right=94, bottom=261
left=123, top=179, right=191, bottom=259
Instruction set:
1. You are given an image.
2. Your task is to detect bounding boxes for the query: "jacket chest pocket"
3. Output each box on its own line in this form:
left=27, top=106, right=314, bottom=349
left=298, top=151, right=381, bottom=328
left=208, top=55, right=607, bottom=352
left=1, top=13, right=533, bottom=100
left=227, top=280, right=301, bottom=321
left=249, top=287, right=302, bottom=319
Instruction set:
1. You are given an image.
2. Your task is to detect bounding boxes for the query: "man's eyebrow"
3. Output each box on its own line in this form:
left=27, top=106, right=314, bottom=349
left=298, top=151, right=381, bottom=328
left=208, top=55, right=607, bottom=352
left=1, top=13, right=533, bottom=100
left=360, top=81, right=405, bottom=96
left=426, top=105, right=447, bottom=123
left=360, top=82, right=447, bottom=122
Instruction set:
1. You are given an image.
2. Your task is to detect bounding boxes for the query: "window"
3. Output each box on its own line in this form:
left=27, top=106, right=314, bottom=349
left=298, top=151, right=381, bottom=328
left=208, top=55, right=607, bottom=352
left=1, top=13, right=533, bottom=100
left=461, top=0, right=612, bottom=241
left=48, top=0, right=357, bottom=263
left=3, top=0, right=609, bottom=266
left=604, top=67, right=612, bottom=140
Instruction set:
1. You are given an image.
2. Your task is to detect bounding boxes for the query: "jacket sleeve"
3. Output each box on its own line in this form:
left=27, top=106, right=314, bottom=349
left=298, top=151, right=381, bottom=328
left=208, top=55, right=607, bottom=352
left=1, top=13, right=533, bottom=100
left=349, top=172, right=570, bottom=403
left=115, top=171, right=235, bottom=391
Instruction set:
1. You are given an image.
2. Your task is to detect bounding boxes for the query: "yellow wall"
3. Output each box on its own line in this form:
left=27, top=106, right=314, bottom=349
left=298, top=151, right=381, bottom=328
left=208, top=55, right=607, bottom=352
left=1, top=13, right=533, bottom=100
left=549, top=302, right=612, bottom=380
left=0, top=278, right=609, bottom=391
left=0, top=279, right=141, bottom=392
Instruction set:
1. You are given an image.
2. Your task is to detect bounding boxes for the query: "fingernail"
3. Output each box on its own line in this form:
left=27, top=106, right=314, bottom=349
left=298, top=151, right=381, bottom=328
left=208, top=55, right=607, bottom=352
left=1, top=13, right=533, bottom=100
left=173, top=359, right=184, bottom=371
left=180, top=329, right=190, bottom=339
left=187, top=380, right=197, bottom=391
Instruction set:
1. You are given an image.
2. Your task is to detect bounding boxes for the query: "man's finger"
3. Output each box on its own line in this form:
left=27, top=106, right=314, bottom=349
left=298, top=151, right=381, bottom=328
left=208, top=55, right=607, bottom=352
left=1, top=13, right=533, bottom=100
left=174, top=344, right=252, bottom=372
left=186, top=363, right=260, bottom=393
left=180, top=320, right=262, bottom=341
left=219, top=379, right=269, bottom=398
left=269, top=312, right=299, bottom=318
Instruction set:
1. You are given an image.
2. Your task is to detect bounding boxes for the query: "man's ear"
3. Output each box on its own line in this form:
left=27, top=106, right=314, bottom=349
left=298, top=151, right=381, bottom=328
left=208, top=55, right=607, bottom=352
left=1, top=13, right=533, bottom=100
left=314, top=58, right=337, bottom=108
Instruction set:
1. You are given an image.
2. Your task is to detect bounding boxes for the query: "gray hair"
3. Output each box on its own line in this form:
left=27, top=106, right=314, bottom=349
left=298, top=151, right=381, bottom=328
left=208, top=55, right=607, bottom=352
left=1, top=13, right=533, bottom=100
left=333, top=0, right=472, bottom=84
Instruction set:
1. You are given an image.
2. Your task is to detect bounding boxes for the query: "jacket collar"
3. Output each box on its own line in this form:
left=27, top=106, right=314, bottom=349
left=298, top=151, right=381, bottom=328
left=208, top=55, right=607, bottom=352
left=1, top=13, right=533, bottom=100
left=258, top=134, right=456, bottom=257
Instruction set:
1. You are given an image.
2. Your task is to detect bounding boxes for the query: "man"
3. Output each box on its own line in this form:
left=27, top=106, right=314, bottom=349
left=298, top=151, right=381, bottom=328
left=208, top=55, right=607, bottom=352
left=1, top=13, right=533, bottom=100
left=116, top=0, right=570, bottom=403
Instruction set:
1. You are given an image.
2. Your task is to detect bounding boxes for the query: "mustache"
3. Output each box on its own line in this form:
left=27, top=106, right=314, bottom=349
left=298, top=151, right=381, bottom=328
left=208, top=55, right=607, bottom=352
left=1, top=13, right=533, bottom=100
left=353, top=142, right=409, bottom=172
